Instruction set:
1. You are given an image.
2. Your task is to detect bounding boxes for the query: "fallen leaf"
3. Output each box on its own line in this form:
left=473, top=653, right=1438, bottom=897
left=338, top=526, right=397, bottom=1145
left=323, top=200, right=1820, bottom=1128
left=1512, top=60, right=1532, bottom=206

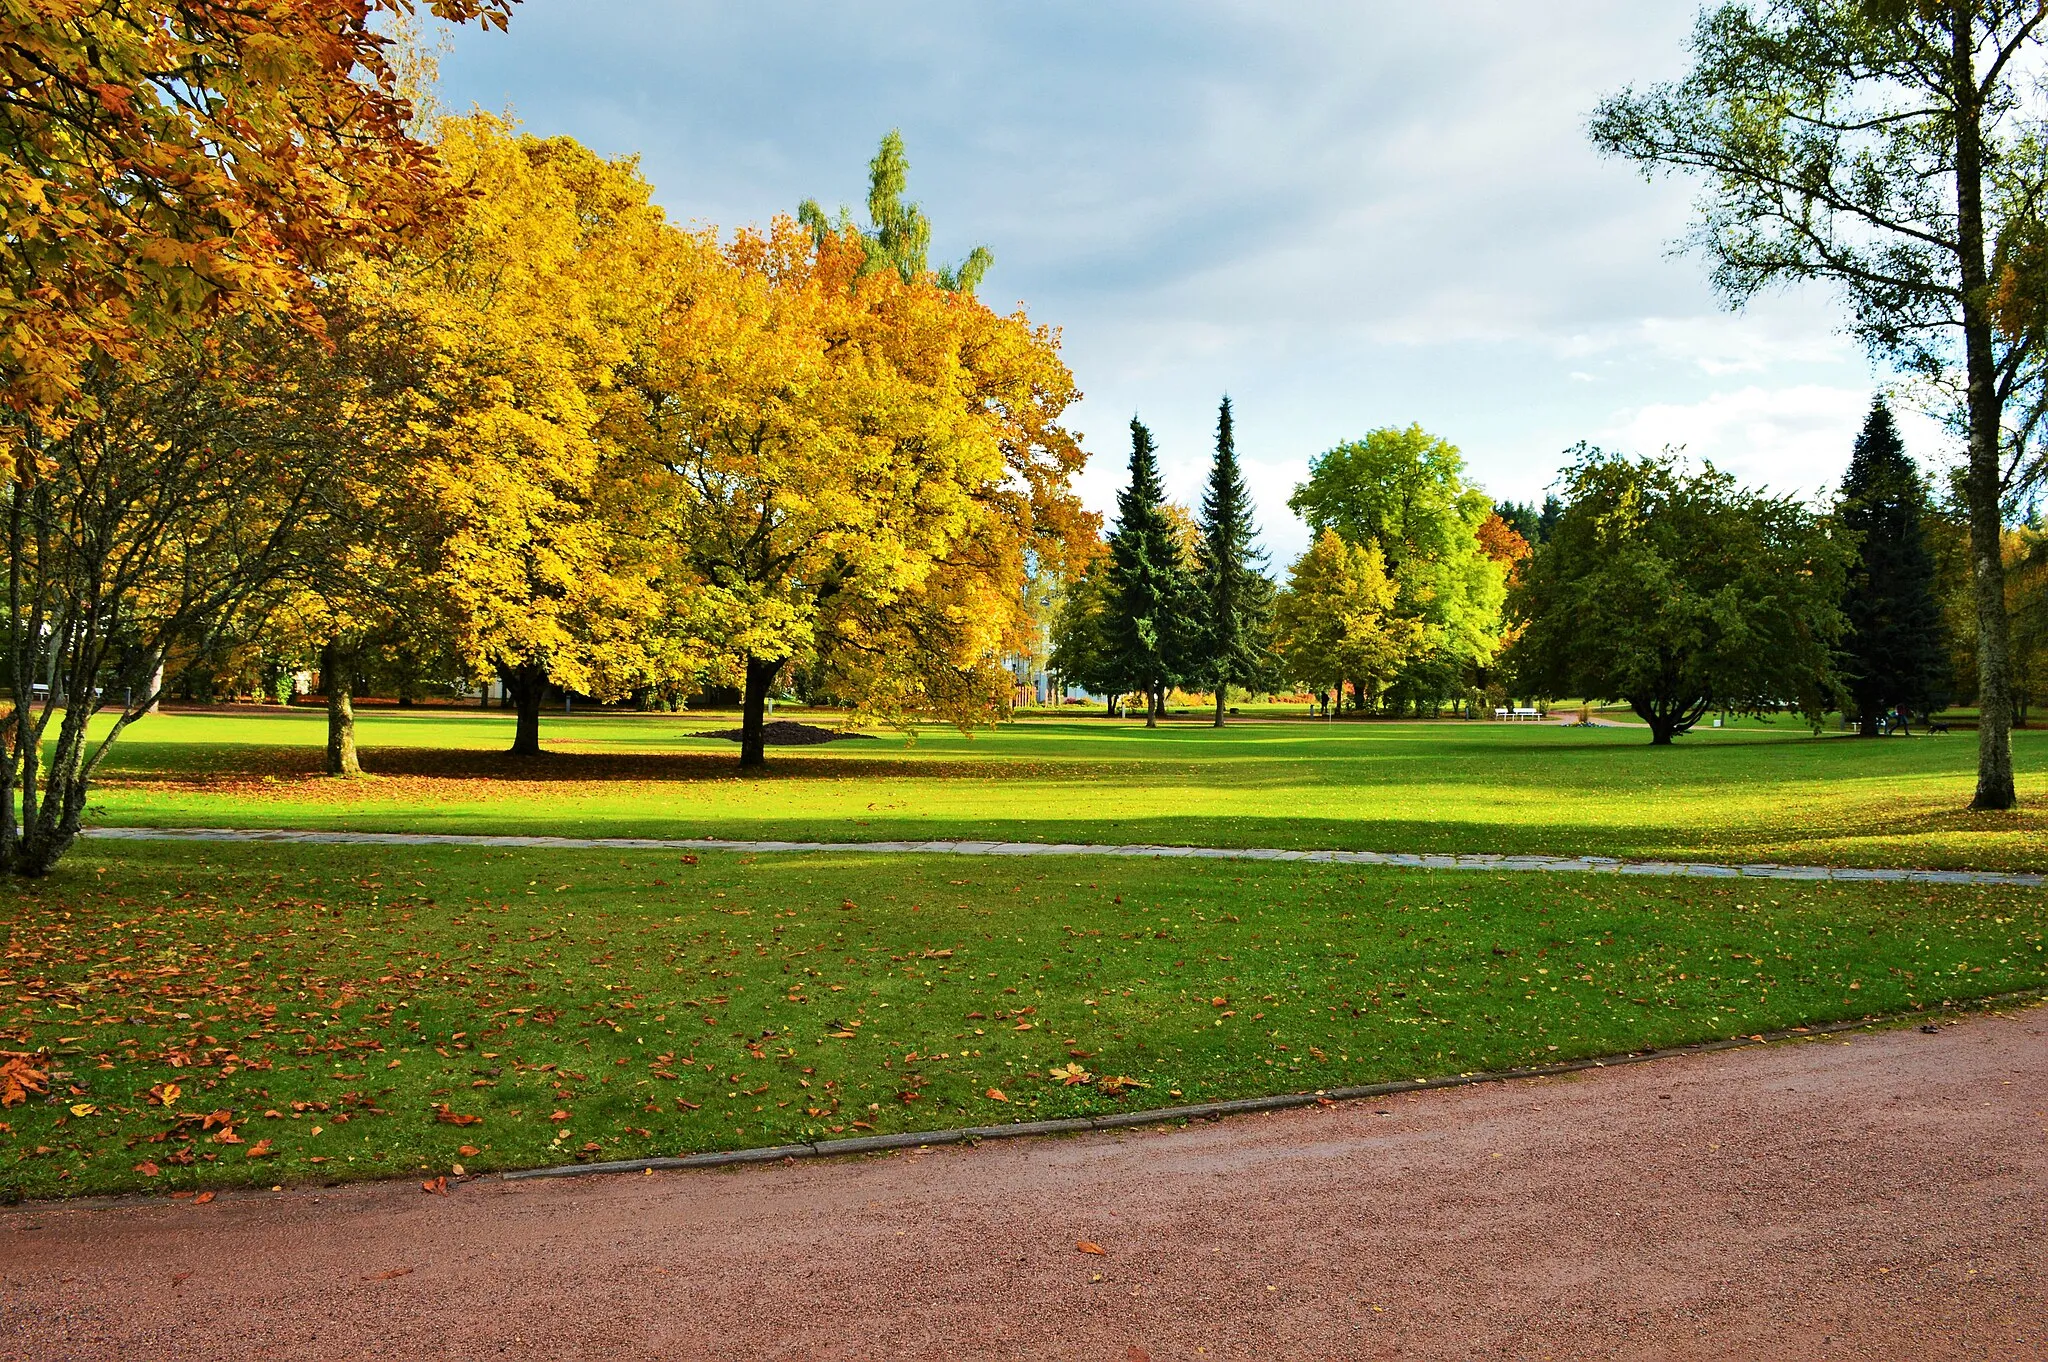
left=134, top=1160, right=161, bottom=1177
left=171, top=1271, right=193, bottom=1288
left=421, top=1176, right=448, bottom=1196
left=549, top=1110, right=570, bottom=1122
left=0, top=1057, right=47, bottom=1108
left=192, top=1192, right=215, bottom=1206
left=146, top=1082, right=181, bottom=1108
left=245, top=1138, right=273, bottom=1159
left=69, top=1103, right=98, bottom=1117
left=679, top=854, right=699, bottom=866
left=1049, top=1062, right=1093, bottom=1087
left=1077, top=1240, right=1107, bottom=1256
left=985, top=1088, right=1008, bottom=1102
left=366, top=1267, right=413, bottom=1282
left=1129, top=1349, right=1152, bottom=1362
left=432, top=1104, right=483, bottom=1126
left=1098, top=1076, right=1148, bottom=1096
left=458, top=1144, right=480, bottom=1157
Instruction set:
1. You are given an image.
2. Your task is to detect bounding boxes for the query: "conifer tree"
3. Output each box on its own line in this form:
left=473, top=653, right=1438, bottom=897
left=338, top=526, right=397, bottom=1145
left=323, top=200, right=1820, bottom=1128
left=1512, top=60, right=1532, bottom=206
left=1106, top=418, right=1198, bottom=726
left=1195, top=396, right=1275, bottom=726
left=1838, top=398, right=1948, bottom=735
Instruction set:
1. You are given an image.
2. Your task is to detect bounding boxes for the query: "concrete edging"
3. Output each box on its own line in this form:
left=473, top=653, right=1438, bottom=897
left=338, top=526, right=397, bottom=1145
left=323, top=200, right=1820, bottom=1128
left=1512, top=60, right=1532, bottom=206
left=497, top=991, right=2045, bottom=1183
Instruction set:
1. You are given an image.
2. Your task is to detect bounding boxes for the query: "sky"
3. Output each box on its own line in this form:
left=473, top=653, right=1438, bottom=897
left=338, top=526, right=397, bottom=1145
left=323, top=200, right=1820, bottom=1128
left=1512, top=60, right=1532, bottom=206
left=435, top=0, right=1941, bottom=563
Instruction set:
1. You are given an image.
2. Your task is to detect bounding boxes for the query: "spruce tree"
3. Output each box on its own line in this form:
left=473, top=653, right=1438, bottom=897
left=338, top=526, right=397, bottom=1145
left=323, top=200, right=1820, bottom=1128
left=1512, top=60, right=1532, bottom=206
left=1195, top=396, right=1276, bottom=726
left=1838, top=398, right=1948, bottom=735
left=1105, top=418, right=1198, bottom=727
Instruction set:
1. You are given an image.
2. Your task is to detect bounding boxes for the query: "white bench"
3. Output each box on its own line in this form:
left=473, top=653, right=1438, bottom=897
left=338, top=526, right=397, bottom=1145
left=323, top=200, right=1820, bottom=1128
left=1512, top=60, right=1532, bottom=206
left=1494, top=707, right=1543, bottom=721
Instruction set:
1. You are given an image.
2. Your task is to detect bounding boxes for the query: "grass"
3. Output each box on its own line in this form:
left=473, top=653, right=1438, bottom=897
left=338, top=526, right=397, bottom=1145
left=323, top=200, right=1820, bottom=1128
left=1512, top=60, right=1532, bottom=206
left=3, top=838, right=2043, bottom=1200
left=78, top=704, right=2048, bottom=871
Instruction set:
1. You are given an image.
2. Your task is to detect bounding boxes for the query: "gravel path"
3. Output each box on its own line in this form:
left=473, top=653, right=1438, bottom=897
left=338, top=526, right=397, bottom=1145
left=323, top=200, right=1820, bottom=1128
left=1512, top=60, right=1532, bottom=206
left=4, top=1005, right=2042, bottom=1361
left=81, top=825, right=2047, bottom=888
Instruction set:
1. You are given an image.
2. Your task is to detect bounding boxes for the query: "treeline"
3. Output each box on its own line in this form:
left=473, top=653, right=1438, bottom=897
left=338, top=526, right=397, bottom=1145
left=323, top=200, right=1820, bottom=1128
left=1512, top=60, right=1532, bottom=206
left=1051, top=417, right=1528, bottom=722
left=0, top=14, right=1092, bottom=875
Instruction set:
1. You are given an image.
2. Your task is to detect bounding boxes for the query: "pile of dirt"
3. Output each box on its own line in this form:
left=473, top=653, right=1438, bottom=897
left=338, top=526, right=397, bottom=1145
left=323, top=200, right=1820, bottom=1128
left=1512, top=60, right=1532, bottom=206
left=698, top=720, right=878, bottom=746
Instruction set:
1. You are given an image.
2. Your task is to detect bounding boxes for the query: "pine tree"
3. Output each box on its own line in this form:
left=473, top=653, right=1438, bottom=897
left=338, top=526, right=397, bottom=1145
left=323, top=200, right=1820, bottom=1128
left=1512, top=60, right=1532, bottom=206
left=1838, top=398, right=1949, bottom=735
left=1195, top=396, right=1275, bottom=726
left=1106, top=418, right=1199, bottom=726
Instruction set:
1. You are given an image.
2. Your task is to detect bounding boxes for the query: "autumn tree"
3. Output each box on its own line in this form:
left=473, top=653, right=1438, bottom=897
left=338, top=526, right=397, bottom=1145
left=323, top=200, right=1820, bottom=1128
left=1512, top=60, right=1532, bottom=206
left=617, top=217, right=1089, bottom=767
left=1194, top=397, right=1277, bottom=725
left=1837, top=398, right=1948, bottom=733
left=327, top=115, right=672, bottom=759
left=1590, top=0, right=2047, bottom=803
left=1272, top=529, right=1424, bottom=712
left=1508, top=448, right=1851, bottom=744
left=0, top=0, right=513, bottom=464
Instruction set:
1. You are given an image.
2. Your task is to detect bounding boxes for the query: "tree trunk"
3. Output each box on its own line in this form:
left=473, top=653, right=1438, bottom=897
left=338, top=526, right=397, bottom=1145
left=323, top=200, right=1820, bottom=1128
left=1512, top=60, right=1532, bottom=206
left=1145, top=683, right=1159, bottom=728
left=143, top=654, right=164, bottom=716
left=1952, top=23, right=2017, bottom=809
left=322, top=640, right=361, bottom=777
left=1213, top=683, right=1227, bottom=728
left=740, top=655, right=782, bottom=768
left=504, top=662, right=547, bottom=756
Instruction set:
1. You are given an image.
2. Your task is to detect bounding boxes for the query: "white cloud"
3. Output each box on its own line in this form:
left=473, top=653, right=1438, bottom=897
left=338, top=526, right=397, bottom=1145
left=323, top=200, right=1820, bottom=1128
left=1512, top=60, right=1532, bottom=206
left=1599, top=385, right=1954, bottom=500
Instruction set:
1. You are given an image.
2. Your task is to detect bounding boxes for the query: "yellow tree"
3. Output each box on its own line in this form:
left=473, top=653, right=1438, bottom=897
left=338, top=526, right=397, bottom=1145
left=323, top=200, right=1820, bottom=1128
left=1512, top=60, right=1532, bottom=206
left=615, top=218, right=1091, bottom=766
left=317, top=115, right=671, bottom=758
left=1273, top=529, right=1425, bottom=713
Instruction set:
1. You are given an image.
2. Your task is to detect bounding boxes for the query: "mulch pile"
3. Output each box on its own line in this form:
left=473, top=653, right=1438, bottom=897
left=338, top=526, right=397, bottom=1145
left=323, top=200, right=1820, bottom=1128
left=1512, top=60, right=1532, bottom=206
left=697, top=721, right=878, bottom=746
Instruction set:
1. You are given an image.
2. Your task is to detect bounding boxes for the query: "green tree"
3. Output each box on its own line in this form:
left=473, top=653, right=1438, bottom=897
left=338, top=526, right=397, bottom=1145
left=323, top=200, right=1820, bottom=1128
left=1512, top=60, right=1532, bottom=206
left=1048, top=556, right=1129, bottom=714
left=1838, top=398, right=1949, bottom=733
left=1589, top=0, right=2044, bottom=804
left=1194, top=397, right=1276, bottom=725
left=1272, top=529, right=1424, bottom=712
left=1494, top=500, right=1545, bottom=545
left=798, top=130, right=993, bottom=294
left=1105, top=419, right=1200, bottom=727
left=1288, top=425, right=1507, bottom=711
left=1508, top=448, right=1851, bottom=745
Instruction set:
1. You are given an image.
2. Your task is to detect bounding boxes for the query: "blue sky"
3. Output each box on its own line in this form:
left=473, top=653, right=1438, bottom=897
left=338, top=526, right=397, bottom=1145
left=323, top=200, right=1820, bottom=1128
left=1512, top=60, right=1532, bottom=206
left=437, top=0, right=1930, bottom=562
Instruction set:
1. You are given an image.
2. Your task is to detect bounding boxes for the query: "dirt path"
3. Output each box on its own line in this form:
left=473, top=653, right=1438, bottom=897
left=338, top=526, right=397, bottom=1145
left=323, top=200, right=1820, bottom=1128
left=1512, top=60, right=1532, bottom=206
left=4, top=1007, right=2043, bottom=1361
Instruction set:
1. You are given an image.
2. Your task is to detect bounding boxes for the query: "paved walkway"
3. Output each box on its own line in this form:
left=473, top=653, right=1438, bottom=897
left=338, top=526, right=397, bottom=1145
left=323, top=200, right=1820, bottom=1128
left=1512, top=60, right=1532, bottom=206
left=83, top=824, right=2046, bottom=888
left=5, top=1005, right=2041, bottom=1361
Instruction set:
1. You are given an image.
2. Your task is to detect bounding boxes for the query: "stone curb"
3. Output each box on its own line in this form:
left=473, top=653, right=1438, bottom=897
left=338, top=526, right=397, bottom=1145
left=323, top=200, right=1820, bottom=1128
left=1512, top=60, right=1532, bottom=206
left=79, top=826, right=2047, bottom=889
left=498, top=991, right=2045, bottom=1183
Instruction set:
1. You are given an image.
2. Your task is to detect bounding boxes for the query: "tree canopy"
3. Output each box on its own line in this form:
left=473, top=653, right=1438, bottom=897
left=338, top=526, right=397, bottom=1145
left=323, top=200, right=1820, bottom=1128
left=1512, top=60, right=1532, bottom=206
left=1837, top=398, right=1948, bottom=733
left=1507, top=448, right=1851, bottom=744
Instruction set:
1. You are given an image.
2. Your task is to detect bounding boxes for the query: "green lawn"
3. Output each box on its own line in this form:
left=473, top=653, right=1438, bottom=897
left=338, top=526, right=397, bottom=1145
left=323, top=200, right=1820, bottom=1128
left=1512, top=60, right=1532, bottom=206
left=4, top=838, right=2042, bottom=1199
left=79, top=704, right=2048, bottom=871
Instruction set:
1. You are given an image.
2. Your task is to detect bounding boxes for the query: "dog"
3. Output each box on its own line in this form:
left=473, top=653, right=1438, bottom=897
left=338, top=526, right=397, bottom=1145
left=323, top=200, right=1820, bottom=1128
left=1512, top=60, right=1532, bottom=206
left=1928, top=720, right=1951, bottom=734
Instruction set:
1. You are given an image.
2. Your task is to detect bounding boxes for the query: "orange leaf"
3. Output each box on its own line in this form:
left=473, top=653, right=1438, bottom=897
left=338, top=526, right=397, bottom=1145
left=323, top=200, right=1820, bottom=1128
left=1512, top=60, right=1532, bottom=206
left=133, top=1161, right=160, bottom=1177
left=1077, top=1240, right=1106, bottom=1255
left=432, top=1104, right=483, bottom=1126
left=458, top=1144, right=480, bottom=1157
left=985, top=1088, right=1007, bottom=1102
left=192, top=1191, right=215, bottom=1205
left=366, top=1267, right=413, bottom=1282
left=245, top=1138, right=273, bottom=1159
left=421, top=1176, right=448, bottom=1195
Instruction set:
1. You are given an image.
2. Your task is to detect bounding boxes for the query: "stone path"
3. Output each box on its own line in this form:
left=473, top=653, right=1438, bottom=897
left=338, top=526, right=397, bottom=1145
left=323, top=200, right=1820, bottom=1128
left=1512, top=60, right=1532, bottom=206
left=82, top=824, right=2044, bottom=888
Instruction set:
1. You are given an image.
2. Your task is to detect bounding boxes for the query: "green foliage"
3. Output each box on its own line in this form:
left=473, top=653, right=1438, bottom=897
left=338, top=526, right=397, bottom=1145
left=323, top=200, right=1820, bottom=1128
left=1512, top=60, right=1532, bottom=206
left=1048, top=559, right=1125, bottom=702
left=1508, top=447, right=1852, bottom=744
left=1104, top=420, right=1202, bottom=720
left=1588, top=0, right=2048, bottom=805
left=1495, top=499, right=1545, bottom=545
left=1288, top=425, right=1508, bottom=707
left=1193, top=398, right=1278, bottom=715
left=1838, top=398, right=1949, bottom=730
left=798, top=130, right=992, bottom=294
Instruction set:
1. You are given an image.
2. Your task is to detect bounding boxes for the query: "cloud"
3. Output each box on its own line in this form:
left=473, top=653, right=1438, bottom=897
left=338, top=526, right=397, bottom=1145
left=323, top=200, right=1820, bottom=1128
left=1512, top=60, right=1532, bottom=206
left=1598, top=385, right=1954, bottom=500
